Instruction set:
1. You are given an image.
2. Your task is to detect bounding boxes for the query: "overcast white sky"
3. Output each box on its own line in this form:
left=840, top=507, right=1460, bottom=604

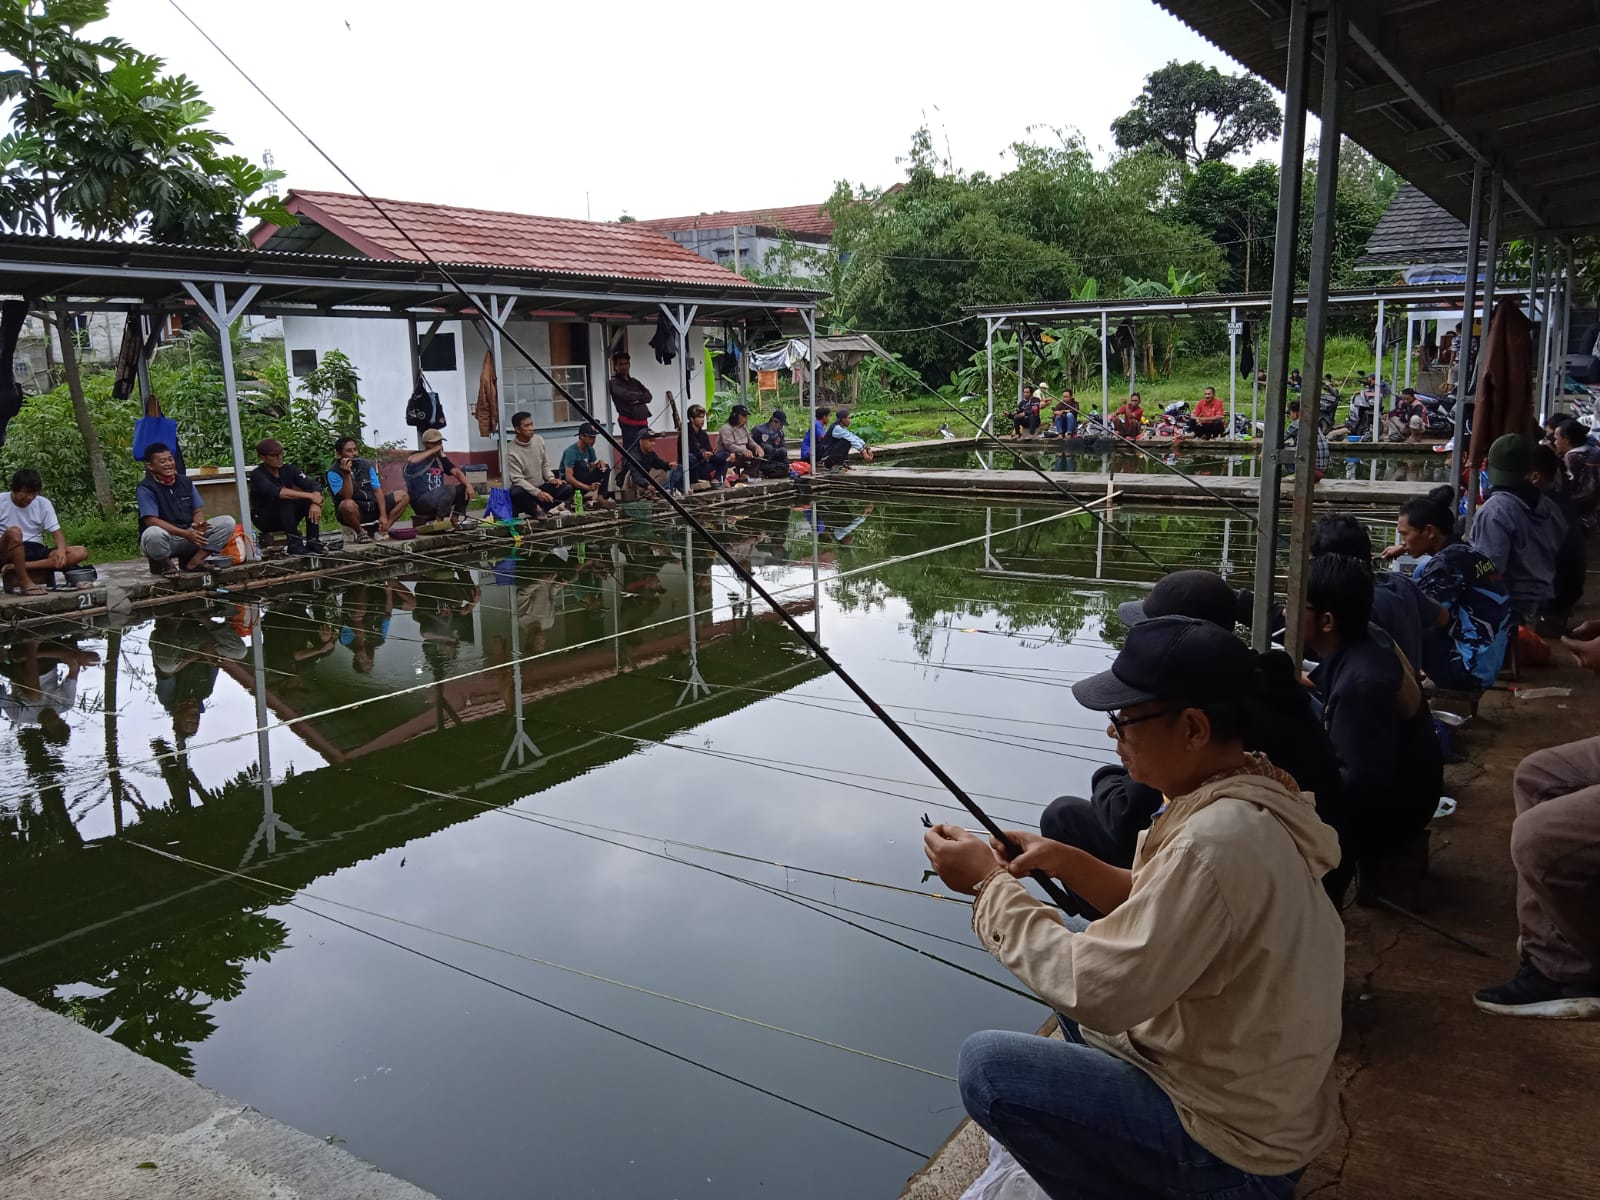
left=94, top=0, right=1275, bottom=222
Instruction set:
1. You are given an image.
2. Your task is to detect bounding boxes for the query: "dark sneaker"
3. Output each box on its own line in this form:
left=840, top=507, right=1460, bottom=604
left=1473, top=962, right=1600, bottom=1019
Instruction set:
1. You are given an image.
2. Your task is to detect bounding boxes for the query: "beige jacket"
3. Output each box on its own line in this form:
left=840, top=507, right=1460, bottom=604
left=972, top=757, right=1344, bottom=1175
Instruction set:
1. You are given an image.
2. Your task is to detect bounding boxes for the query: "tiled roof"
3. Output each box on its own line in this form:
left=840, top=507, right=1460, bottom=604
left=1356, top=185, right=1478, bottom=269
left=259, top=190, right=760, bottom=288
left=632, top=203, right=834, bottom=239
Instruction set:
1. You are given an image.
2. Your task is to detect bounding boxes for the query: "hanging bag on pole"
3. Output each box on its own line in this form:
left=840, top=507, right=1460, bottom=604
left=132, top=391, right=185, bottom=475
left=406, top=373, right=442, bottom=429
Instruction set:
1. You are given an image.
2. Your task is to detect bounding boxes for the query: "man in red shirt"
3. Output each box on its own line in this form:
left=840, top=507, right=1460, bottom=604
left=1193, top=386, right=1226, bottom=438
left=1112, top=392, right=1145, bottom=439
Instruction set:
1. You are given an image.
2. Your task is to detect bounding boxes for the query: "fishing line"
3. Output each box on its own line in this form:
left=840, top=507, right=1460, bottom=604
left=138, top=845, right=930, bottom=1158
left=333, top=767, right=1040, bottom=1002
left=124, top=839, right=959, bottom=1082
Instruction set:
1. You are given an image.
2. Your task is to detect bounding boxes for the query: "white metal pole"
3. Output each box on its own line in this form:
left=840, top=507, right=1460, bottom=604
left=1099, top=310, right=1109, bottom=426
left=1372, top=297, right=1385, bottom=439
left=985, top=318, right=996, bottom=435
left=489, top=297, right=514, bottom=494
left=1228, top=305, right=1238, bottom=434
left=1558, top=241, right=1575, bottom=399
left=1403, top=311, right=1414, bottom=389
left=804, top=306, right=817, bottom=475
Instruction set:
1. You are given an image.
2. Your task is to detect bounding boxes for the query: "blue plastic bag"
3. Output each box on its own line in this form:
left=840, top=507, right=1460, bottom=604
left=486, top=486, right=514, bottom=522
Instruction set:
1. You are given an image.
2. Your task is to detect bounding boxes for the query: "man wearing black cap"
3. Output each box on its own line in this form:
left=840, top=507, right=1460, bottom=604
left=560, top=424, right=614, bottom=509
left=1040, top=570, right=1342, bottom=908
left=925, top=616, right=1343, bottom=1199
left=618, top=429, right=674, bottom=501
left=248, top=438, right=325, bottom=554
left=608, top=350, right=653, bottom=457
left=750, top=409, right=790, bottom=477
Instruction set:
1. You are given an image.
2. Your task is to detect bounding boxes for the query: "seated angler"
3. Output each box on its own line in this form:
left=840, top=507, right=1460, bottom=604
left=1041, top=569, right=1344, bottom=911
left=925, top=616, right=1343, bottom=1200
left=1111, top=392, right=1144, bottom=439
left=1304, top=553, right=1442, bottom=888
left=1048, top=389, right=1079, bottom=437
left=620, top=429, right=674, bottom=501
left=1192, top=386, right=1226, bottom=438
left=1284, top=400, right=1329, bottom=480
left=1010, top=385, right=1042, bottom=438
left=559, top=422, right=616, bottom=509
left=329, top=436, right=409, bottom=542
left=1468, top=433, right=1568, bottom=628
left=800, top=406, right=832, bottom=463
left=750, top=409, right=790, bottom=475
left=1312, top=513, right=1444, bottom=676
left=136, top=445, right=237, bottom=576
left=506, top=411, right=574, bottom=519
left=249, top=438, right=325, bottom=554
left=677, top=404, right=728, bottom=492
left=1381, top=493, right=1511, bottom=692
left=717, top=404, right=764, bottom=473
left=0, top=468, right=89, bottom=594
left=817, top=408, right=875, bottom=470
left=404, top=429, right=478, bottom=530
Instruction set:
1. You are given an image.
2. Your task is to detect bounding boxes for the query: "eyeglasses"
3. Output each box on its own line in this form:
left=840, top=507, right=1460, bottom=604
left=1108, top=707, right=1176, bottom=739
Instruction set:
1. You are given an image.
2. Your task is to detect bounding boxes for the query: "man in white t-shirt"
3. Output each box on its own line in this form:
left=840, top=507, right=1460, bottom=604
left=0, top=469, right=89, bottom=595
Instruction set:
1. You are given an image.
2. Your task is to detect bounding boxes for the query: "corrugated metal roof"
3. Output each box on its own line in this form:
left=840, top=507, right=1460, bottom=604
left=1153, top=0, right=1600, bottom=235
left=258, top=190, right=764, bottom=289
left=632, top=203, right=835, bottom=240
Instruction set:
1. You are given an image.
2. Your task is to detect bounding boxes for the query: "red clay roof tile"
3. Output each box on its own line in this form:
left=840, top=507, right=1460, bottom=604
left=631, top=203, right=834, bottom=239
left=278, top=190, right=760, bottom=288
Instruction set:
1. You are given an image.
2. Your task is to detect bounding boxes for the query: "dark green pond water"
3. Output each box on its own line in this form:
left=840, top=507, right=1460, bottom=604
left=888, top=445, right=1451, bottom=485
left=0, top=495, right=1372, bottom=1198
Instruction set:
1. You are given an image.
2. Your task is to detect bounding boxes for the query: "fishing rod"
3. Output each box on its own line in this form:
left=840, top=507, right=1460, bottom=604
left=171, top=5, right=1105, bottom=907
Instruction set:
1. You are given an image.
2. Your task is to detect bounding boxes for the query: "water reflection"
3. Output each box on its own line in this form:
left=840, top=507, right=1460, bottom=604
left=0, top=495, right=1337, bottom=1199
left=900, top=445, right=1450, bottom=483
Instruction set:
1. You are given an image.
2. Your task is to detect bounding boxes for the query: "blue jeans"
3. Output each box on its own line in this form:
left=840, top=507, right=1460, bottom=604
left=959, top=1022, right=1303, bottom=1200
left=1053, top=412, right=1078, bottom=436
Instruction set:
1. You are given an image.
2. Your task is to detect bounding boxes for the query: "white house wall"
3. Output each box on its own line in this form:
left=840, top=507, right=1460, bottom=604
left=281, top=313, right=705, bottom=464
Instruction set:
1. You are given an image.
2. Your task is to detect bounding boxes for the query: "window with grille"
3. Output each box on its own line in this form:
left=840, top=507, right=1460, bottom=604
left=503, top=364, right=588, bottom=429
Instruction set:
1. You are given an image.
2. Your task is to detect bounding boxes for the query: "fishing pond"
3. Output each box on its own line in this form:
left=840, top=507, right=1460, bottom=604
left=0, top=493, right=1390, bottom=1198
left=885, top=445, right=1452, bottom=485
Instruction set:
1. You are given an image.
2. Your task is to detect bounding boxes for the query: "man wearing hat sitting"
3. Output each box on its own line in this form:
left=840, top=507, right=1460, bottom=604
left=925, top=616, right=1343, bottom=1199
left=248, top=438, right=325, bottom=554
left=1469, top=432, right=1569, bottom=626
left=1041, top=569, right=1343, bottom=910
left=750, top=409, right=790, bottom=477
left=403, top=429, right=475, bottom=530
left=619, top=429, right=674, bottom=501
left=818, top=409, right=874, bottom=469
left=560, top=423, right=615, bottom=509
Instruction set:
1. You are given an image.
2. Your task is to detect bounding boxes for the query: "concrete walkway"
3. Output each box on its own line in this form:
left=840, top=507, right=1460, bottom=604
left=0, top=986, right=438, bottom=1200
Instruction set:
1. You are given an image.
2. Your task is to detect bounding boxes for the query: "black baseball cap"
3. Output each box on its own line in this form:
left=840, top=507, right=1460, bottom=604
left=577, top=422, right=599, bottom=437
left=730, top=404, right=750, bottom=417
left=1073, top=616, right=1255, bottom=712
left=1117, top=569, right=1242, bottom=629
left=638, top=429, right=659, bottom=440
left=771, top=409, right=787, bottom=424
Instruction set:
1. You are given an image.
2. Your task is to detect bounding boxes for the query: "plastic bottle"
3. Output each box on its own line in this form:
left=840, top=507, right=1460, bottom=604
left=574, top=491, right=585, bottom=515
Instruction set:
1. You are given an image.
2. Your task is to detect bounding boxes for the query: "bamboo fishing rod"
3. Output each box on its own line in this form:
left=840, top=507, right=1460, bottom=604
left=166, top=1, right=1079, bottom=911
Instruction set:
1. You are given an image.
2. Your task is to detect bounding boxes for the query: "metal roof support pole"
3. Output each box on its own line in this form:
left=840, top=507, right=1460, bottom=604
left=801, top=305, right=817, bottom=476
left=1403, top=307, right=1415, bottom=389
left=598, top=319, right=615, bottom=431
left=1558, top=241, right=1575, bottom=399
left=1530, top=238, right=1549, bottom=418
left=1228, top=306, right=1238, bottom=433
left=1100, top=310, right=1109, bottom=427
left=1016, top=330, right=1026, bottom=417
left=1466, top=170, right=1502, bottom=526
left=985, top=317, right=997, bottom=436
left=661, top=303, right=699, bottom=485
left=1249, top=0, right=1312, bottom=650
left=1372, top=297, right=1386, bottom=436
left=1282, top=3, right=1342, bottom=656
left=181, top=281, right=262, bottom=537
left=1448, top=163, right=1484, bottom=507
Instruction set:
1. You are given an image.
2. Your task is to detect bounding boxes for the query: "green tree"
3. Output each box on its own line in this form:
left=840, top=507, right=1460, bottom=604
left=1111, top=60, right=1282, bottom=166
left=1172, top=159, right=1280, bottom=291
left=0, top=0, right=289, bottom=516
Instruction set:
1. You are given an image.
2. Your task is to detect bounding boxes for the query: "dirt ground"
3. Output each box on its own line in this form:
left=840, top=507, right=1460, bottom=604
left=904, top=566, right=1600, bottom=1200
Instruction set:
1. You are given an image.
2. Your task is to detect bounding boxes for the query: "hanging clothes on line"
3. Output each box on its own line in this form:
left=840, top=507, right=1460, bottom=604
left=474, top=349, right=497, bottom=436
left=749, top=339, right=810, bottom=373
